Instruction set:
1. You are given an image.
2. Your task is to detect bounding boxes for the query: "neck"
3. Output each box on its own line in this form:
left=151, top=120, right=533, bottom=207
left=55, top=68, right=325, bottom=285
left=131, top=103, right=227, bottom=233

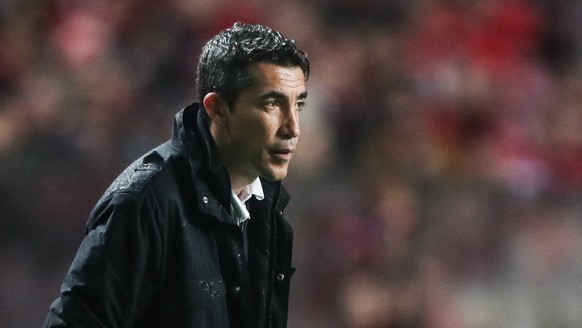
left=210, top=124, right=256, bottom=196
left=232, top=186, right=244, bottom=196
left=230, top=176, right=255, bottom=196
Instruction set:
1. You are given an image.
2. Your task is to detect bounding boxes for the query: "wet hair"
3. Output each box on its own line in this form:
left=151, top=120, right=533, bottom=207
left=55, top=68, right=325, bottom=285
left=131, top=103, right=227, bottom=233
left=196, top=22, right=310, bottom=108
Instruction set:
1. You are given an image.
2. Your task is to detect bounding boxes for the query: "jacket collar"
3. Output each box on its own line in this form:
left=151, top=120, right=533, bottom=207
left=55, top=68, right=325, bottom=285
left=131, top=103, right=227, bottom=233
left=170, top=104, right=232, bottom=221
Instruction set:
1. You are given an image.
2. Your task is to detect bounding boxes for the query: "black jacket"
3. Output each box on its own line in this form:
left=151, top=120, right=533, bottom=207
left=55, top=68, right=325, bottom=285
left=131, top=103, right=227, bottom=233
left=45, top=104, right=295, bottom=328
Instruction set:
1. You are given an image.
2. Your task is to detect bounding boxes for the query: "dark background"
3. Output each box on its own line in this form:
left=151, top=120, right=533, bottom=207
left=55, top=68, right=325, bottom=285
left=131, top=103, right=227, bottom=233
left=2, top=0, right=582, bottom=327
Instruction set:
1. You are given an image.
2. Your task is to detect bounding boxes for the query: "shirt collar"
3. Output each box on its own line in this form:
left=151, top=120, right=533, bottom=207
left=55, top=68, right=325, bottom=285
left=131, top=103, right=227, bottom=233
left=230, top=178, right=264, bottom=227
left=239, top=178, right=264, bottom=203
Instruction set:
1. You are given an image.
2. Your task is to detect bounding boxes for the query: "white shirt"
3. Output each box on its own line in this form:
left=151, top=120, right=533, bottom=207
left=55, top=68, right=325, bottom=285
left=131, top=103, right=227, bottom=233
left=230, top=178, right=264, bottom=228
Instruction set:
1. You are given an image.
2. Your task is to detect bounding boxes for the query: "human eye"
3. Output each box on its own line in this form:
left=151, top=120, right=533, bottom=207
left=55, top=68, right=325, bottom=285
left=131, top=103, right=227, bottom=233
left=262, top=99, right=280, bottom=111
left=266, top=100, right=278, bottom=108
left=297, top=99, right=306, bottom=111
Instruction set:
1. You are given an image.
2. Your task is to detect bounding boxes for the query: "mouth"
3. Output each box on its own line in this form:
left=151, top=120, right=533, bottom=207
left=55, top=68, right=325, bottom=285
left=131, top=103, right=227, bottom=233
left=269, top=148, right=294, bottom=161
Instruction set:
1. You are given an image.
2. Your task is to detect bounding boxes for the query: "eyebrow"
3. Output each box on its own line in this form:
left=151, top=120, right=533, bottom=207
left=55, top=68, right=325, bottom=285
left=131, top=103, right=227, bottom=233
left=260, top=90, right=308, bottom=101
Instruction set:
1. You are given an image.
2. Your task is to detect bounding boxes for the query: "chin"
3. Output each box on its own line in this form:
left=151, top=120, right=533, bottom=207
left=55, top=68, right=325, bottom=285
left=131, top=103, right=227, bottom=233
left=261, top=167, right=289, bottom=182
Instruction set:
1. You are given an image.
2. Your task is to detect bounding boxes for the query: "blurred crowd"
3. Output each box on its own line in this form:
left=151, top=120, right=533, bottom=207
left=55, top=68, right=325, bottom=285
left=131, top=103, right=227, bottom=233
left=2, top=0, right=582, bottom=327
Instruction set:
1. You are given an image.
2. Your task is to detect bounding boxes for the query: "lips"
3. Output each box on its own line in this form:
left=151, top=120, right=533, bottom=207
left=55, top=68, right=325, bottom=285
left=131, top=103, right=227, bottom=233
left=269, top=148, right=294, bottom=161
left=273, top=148, right=292, bottom=155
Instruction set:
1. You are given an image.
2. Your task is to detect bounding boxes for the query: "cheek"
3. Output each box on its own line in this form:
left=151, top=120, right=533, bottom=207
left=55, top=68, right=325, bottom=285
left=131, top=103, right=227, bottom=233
left=263, top=116, right=282, bottom=137
left=230, top=112, right=280, bottom=148
left=246, top=116, right=278, bottom=140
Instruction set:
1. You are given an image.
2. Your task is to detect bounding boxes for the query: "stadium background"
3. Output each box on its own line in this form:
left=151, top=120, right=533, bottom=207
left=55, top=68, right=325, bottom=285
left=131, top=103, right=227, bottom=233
left=1, top=0, right=582, bottom=327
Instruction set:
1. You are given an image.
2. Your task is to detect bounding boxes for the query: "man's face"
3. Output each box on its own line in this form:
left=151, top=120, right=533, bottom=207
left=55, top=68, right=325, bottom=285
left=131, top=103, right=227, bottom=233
left=219, top=62, right=307, bottom=186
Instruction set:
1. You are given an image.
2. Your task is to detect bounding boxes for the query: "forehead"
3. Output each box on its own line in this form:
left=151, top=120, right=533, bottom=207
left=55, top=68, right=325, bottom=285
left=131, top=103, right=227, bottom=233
left=245, top=63, right=306, bottom=93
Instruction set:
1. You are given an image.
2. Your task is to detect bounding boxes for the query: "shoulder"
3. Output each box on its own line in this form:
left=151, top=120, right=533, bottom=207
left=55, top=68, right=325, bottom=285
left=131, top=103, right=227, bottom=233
left=104, top=153, right=164, bottom=198
left=87, top=143, right=190, bottom=229
left=90, top=142, right=191, bottom=218
left=102, top=150, right=169, bottom=198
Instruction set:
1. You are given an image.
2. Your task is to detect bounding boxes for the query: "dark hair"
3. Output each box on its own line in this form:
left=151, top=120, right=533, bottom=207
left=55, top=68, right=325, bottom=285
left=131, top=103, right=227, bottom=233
left=196, top=22, right=310, bottom=108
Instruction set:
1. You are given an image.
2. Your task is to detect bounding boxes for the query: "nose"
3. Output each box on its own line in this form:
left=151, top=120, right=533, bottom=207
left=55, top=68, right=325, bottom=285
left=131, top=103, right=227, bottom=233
left=279, top=108, right=300, bottom=139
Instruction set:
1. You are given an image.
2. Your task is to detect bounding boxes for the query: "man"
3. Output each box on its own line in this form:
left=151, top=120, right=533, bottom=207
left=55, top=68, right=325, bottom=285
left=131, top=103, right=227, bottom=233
left=44, top=22, right=309, bottom=328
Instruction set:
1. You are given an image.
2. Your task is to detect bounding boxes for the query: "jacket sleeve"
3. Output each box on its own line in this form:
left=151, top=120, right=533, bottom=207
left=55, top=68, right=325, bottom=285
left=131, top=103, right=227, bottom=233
left=44, top=191, right=164, bottom=328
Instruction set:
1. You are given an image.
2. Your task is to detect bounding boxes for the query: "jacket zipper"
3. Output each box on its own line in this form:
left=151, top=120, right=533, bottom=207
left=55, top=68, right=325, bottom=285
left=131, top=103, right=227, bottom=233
left=264, top=183, right=281, bottom=328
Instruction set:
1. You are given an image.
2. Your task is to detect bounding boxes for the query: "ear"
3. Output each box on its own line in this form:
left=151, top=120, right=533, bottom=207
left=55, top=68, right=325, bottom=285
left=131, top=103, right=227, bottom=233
left=203, top=93, right=227, bottom=125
